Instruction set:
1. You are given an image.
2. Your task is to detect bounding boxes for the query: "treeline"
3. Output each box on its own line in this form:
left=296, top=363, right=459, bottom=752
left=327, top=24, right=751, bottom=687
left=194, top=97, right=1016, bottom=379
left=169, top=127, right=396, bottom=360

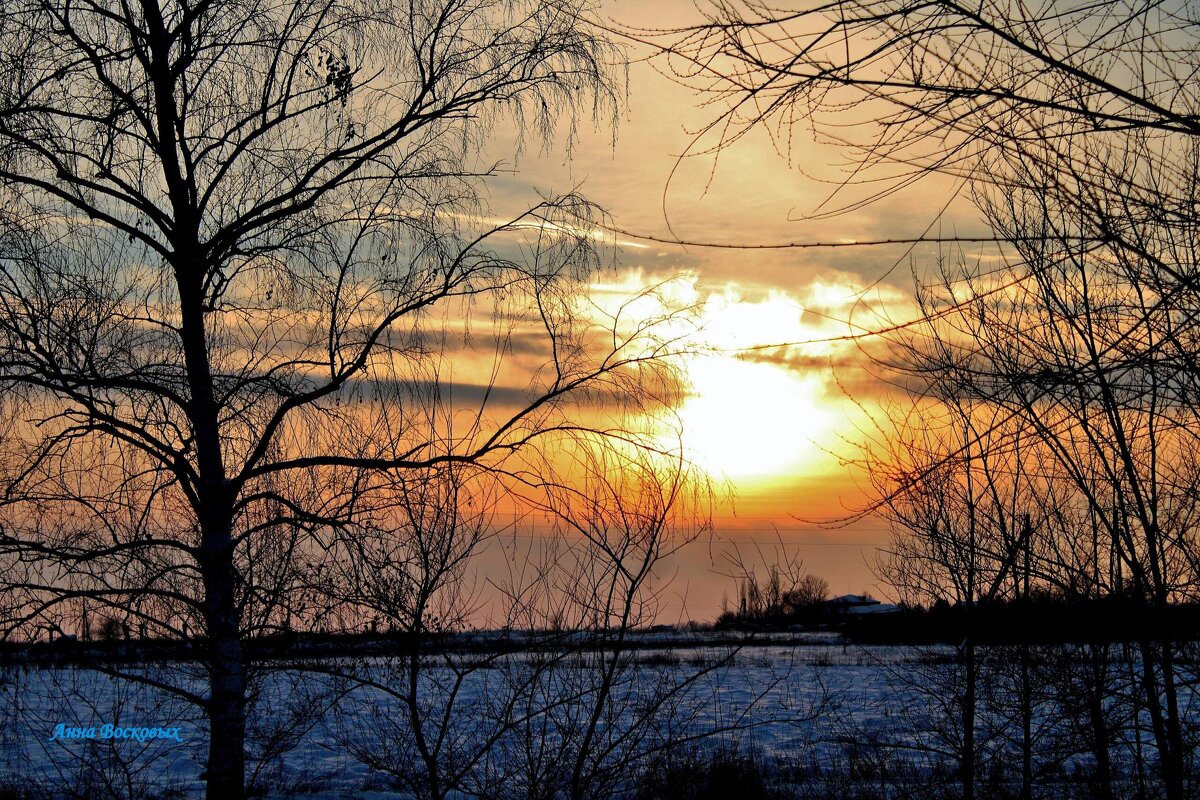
left=848, top=592, right=1200, bottom=645
left=714, top=568, right=831, bottom=628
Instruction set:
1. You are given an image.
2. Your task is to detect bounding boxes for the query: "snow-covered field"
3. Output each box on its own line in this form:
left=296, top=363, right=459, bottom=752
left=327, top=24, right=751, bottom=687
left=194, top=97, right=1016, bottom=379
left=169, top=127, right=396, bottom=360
left=1, top=639, right=1194, bottom=798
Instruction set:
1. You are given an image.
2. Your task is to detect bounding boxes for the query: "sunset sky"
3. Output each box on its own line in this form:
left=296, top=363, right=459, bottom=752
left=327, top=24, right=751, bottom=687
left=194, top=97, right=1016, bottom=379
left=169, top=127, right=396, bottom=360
left=452, top=0, right=1010, bottom=619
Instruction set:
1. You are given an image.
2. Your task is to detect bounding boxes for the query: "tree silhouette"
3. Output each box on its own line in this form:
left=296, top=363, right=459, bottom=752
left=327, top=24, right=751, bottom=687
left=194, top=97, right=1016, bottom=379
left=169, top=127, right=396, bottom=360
left=660, top=2, right=1200, bottom=797
left=0, top=2, right=704, bottom=797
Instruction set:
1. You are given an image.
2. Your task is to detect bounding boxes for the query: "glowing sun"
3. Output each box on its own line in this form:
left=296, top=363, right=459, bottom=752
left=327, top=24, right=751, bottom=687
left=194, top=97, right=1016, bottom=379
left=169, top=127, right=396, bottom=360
left=673, top=355, right=831, bottom=482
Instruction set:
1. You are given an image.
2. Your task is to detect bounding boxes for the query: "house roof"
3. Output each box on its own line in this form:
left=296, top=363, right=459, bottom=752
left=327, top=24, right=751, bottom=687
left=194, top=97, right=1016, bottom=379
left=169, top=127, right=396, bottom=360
left=827, top=594, right=879, bottom=606
left=845, top=603, right=900, bottom=615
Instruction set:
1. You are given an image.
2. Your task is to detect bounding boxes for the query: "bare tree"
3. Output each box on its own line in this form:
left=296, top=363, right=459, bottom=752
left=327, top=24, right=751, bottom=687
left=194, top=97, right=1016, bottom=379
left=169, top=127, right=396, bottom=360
left=918, top=202, right=1200, bottom=799
left=861, top=388, right=1045, bottom=800
left=785, top=573, right=829, bottom=611
left=654, top=0, right=1199, bottom=212
left=310, top=446, right=730, bottom=800
left=0, top=2, right=720, bottom=797
left=849, top=193, right=1200, bottom=796
left=660, top=3, right=1200, bottom=798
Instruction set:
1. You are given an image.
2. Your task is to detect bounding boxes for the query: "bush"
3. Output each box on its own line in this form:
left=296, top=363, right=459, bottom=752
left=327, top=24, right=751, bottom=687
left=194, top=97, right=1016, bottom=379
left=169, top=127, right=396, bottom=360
left=634, top=745, right=786, bottom=800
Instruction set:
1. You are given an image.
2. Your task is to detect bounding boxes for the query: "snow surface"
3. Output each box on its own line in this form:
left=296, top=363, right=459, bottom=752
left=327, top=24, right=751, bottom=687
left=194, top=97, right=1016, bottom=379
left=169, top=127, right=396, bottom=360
left=1, top=638, right=1193, bottom=798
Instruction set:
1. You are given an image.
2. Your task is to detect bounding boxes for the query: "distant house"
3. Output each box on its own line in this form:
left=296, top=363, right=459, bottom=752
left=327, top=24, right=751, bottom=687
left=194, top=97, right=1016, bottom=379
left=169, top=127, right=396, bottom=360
left=824, top=594, right=900, bottom=616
